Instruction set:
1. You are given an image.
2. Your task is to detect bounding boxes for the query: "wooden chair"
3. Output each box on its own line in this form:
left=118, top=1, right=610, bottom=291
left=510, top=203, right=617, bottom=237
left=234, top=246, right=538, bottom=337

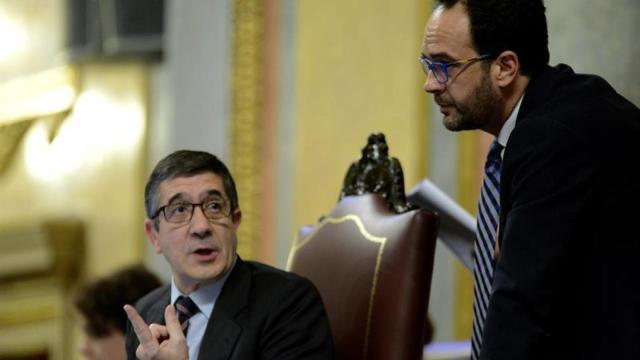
left=288, top=133, right=440, bottom=360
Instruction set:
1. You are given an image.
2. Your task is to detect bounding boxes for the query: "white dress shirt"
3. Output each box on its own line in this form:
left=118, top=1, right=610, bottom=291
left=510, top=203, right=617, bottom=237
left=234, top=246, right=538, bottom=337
left=496, top=94, right=525, bottom=153
left=170, top=258, right=236, bottom=360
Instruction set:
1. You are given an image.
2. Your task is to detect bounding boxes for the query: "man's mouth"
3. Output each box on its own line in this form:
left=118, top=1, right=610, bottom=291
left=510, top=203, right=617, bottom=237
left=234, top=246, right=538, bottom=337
left=438, top=104, right=452, bottom=116
left=435, top=98, right=450, bottom=107
left=191, top=248, right=218, bottom=261
left=434, top=98, right=454, bottom=116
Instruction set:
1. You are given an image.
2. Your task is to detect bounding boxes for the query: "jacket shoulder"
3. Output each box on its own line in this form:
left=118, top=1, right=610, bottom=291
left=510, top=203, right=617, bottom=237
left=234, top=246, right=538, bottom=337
left=516, top=64, right=640, bottom=145
left=135, top=284, right=170, bottom=314
left=244, top=261, right=315, bottom=288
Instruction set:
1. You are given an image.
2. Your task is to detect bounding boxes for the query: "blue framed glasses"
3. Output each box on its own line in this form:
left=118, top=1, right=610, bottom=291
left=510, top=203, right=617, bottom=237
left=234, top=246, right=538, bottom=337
left=419, top=54, right=490, bottom=84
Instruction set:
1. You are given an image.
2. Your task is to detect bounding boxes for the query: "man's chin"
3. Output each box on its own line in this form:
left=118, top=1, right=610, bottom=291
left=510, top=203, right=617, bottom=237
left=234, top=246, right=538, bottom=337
left=442, top=115, right=465, bottom=131
left=442, top=115, right=480, bottom=132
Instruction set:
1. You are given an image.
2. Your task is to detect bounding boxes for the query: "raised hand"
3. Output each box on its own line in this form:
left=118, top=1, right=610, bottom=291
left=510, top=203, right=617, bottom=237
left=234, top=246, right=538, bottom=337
left=124, top=304, right=189, bottom=360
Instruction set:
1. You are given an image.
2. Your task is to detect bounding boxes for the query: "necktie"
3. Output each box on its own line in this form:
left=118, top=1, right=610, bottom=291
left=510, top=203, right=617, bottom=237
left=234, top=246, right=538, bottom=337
left=470, top=140, right=503, bottom=360
left=174, top=296, right=200, bottom=335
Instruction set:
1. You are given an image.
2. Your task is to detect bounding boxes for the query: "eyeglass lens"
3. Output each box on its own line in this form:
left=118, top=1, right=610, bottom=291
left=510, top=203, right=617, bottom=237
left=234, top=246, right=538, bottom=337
left=163, top=200, right=229, bottom=223
left=421, top=59, right=448, bottom=84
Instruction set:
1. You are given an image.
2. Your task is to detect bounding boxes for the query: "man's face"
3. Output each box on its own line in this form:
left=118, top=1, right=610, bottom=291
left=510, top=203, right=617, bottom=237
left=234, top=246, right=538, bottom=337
left=421, top=3, right=501, bottom=132
left=145, top=172, right=240, bottom=293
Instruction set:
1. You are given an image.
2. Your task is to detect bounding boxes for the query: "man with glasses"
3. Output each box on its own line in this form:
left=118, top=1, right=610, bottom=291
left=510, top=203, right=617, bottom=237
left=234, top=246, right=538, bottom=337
left=124, top=150, right=334, bottom=360
left=421, top=1, right=640, bottom=360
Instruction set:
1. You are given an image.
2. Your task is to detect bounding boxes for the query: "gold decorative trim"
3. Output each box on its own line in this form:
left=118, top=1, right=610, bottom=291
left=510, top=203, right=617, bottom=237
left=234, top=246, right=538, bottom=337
left=230, top=0, right=264, bottom=260
left=287, top=214, right=386, bottom=358
left=290, top=214, right=385, bottom=252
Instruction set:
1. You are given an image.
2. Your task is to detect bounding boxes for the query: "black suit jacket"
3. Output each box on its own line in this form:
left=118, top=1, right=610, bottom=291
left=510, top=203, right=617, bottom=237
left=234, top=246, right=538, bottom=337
left=125, top=258, right=335, bottom=360
left=481, top=64, right=640, bottom=359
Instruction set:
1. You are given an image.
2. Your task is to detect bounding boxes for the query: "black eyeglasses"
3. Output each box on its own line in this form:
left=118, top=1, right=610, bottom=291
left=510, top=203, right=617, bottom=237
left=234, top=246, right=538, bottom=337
left=419, top=54, right=490, bottom=84
left=152, top=199, right=231, bottom=224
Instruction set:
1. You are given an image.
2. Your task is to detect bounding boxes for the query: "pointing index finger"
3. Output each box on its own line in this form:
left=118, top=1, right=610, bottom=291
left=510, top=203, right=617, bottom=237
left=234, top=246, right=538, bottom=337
left=124, top=304, right=158, bottom=351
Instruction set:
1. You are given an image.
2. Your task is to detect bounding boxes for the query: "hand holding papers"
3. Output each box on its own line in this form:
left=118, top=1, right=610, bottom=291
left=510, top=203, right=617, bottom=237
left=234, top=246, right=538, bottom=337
left=408, top=179, right=476, bottom=271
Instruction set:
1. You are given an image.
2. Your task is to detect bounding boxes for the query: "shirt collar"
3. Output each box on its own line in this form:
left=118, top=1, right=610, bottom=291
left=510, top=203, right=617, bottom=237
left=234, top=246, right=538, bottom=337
left=170, top=256, right=237, bottom=319
left=496, top=93, right=524, bottom=148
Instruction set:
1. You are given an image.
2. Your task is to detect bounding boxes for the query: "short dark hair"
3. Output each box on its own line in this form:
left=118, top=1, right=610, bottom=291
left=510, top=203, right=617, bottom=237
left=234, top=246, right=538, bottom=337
left=435, top=0, right=549, bottom=76
left=144, top=150, right=239, bottom=224
left=74, top=265, right=161, bottom=337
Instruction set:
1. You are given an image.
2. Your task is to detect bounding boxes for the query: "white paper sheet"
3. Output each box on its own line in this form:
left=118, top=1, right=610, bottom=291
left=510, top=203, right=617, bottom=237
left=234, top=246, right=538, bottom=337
left=408, top=179, right=476, bottom=271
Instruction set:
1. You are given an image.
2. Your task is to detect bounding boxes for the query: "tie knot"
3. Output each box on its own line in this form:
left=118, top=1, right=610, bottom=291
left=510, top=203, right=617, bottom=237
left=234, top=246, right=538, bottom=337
left=487, top=140, right=503, bottom=161
left=485, top=140, right=504, bottom=172
left=174, top=296, right=200, bottom=327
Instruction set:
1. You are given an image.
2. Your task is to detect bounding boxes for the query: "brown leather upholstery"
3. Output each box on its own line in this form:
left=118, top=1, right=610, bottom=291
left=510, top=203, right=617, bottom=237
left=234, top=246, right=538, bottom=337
left=288, top=194, right=439, bottom=360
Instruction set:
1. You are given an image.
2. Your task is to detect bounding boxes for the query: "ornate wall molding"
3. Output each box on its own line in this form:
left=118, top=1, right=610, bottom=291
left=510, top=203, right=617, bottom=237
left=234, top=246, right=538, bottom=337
left=230, top=0, right=264, bottom=260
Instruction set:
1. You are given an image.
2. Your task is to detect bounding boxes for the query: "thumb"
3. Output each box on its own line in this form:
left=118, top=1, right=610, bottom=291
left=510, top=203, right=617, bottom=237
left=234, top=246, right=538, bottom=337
left=164, top=304, right=186, bottom=340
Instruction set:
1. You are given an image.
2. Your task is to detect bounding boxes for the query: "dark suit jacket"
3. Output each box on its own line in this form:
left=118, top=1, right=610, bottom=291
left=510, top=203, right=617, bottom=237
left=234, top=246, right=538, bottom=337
left=125, top=258, right=335, bottom=360
left=481, top=64, right=640, bottom=359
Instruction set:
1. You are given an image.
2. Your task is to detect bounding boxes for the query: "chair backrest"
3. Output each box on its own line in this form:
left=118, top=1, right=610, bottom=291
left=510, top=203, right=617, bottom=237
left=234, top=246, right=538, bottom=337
left=287, top=193, right=439, bottom=360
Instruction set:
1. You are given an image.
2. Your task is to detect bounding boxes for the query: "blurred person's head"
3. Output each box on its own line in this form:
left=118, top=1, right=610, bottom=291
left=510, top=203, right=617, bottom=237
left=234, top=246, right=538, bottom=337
left=74, top=265, right=161, bottom=360
left=143, top=150, right=241, bottom=294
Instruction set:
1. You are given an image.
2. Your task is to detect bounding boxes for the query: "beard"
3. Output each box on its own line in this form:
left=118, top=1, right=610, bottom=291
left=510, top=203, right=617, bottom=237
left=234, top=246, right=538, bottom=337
left=438, top=71, right=501, bottom=132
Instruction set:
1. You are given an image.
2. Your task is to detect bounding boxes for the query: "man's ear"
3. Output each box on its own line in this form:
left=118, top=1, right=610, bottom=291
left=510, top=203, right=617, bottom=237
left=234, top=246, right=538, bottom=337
left=492, top=50, right=520, bottom=88
left=144, top=219, right=163, bottom=254
left=231, top=208, right=242, bottom=230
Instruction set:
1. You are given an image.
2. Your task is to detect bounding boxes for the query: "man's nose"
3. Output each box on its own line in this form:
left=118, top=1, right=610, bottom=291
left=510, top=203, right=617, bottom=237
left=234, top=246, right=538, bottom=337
left=423, top=72, right=445, bottom=94
left=190, top=206, right=212, bottom=238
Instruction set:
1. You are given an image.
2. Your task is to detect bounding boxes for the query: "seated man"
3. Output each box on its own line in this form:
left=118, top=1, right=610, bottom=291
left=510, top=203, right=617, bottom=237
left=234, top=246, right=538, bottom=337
left=74, top=265, right=162, bottom=360
left=124, top=150, right=334, bottom=360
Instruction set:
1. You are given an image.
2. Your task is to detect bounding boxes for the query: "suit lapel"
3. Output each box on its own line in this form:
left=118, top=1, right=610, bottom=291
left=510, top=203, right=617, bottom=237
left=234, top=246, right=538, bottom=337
left=197, top=257, right=251, bottom=360
left=148, top=286, right=171, bottom=325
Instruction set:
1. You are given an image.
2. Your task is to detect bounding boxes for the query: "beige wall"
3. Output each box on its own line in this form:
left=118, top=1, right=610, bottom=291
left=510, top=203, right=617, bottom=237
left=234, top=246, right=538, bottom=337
left=291, top=0, right=431, bottom=234
left=547, top=0, right=640, bottom=106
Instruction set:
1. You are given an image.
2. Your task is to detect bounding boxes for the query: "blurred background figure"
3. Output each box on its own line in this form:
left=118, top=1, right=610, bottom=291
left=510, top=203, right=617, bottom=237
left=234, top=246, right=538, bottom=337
left=73, top=265, right=162, bottom=360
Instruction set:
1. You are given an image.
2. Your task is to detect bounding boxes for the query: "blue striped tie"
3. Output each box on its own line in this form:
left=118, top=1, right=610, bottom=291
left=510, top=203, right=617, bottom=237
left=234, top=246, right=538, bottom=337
left=174, top=296, right=200, bottom=335
left=471, top=140, right=503, bottom=360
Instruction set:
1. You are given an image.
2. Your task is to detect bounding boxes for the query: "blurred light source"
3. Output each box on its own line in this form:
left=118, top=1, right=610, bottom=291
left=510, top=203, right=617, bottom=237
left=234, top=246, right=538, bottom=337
left=0, top=66, right=77, bottom=125
left=25, top=119, right=86, bottom=181
left=71, top=90, right=145, bottom=149
left=25, top=88, right=145, bottom=182
left=0, top=10, right=27, bottom=63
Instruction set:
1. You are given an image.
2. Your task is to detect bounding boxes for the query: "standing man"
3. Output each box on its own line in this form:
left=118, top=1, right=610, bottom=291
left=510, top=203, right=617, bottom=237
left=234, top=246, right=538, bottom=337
left=421, top=1, right=640, bottom=359
left=124, top=150, right=334, bottom=360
